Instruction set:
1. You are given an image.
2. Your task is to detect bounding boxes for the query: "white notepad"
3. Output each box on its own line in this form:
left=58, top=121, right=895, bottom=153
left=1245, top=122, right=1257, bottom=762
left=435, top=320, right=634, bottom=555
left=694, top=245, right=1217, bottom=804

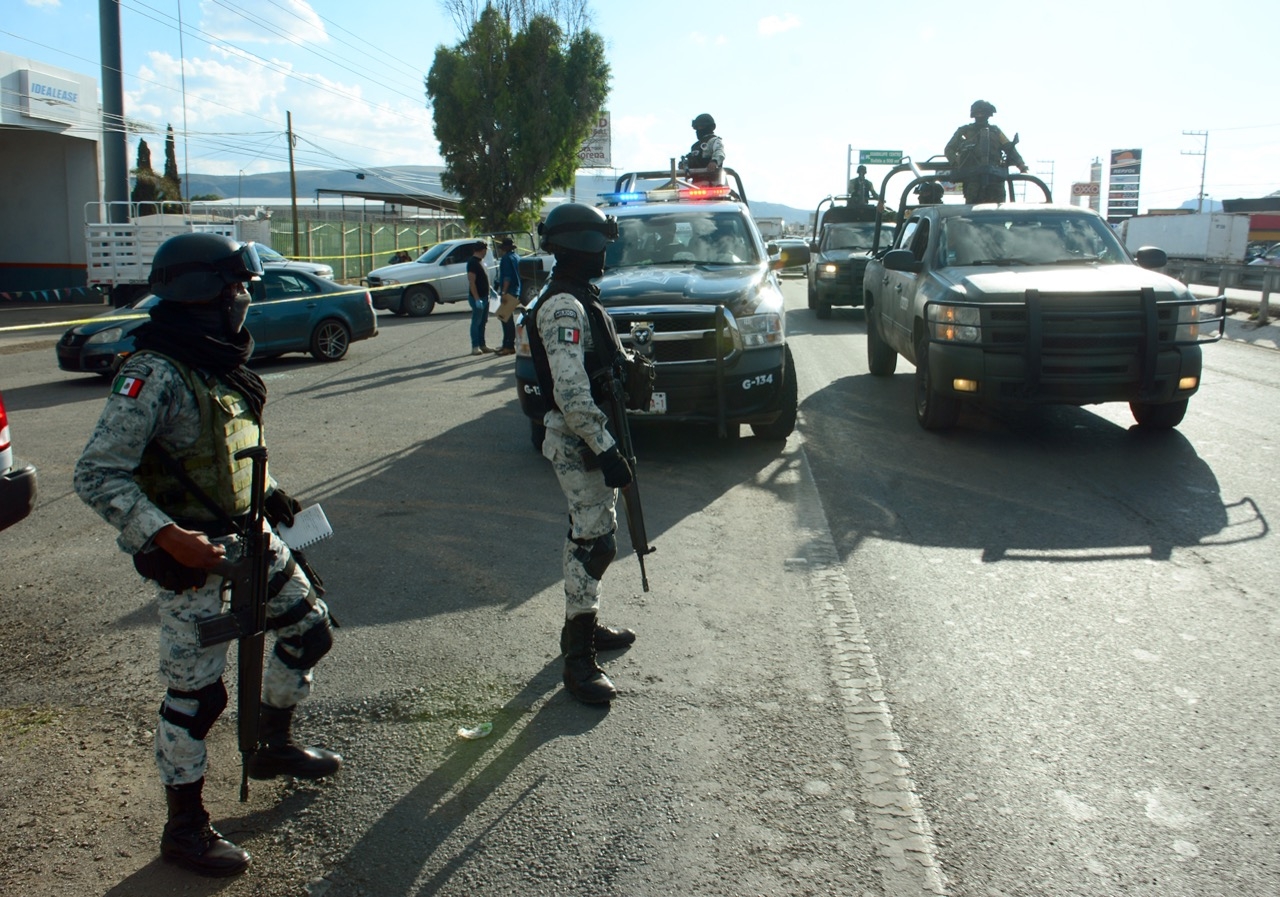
left=276, top=503, right=333, bottom=550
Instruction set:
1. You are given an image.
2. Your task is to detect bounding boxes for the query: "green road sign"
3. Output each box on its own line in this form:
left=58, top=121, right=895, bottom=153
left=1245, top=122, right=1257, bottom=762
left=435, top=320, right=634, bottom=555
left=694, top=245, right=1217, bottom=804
left=859, top=150, right=902, bottom=165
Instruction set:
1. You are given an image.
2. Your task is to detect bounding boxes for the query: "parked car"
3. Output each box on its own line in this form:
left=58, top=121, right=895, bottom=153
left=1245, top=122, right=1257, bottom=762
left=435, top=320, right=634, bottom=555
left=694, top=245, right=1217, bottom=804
left=56, top=269, right=378, bottom=376
left=1248, top=243, right=1280, bottom=267
left=255, top=244, right=336, bottom=279
left=0, top=389, right=37, bottom=532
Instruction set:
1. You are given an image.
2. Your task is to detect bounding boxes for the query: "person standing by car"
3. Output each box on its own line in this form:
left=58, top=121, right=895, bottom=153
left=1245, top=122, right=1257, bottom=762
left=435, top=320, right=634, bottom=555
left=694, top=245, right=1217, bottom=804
left=467, top=240, right=493, bottom=356
left=494, top=237, right=522, bottom=357
left=73, top=233, right=341, bottom=877
left=524, top=203, right=638, bottom=704
left=944, top=99, right=1028, bottom=203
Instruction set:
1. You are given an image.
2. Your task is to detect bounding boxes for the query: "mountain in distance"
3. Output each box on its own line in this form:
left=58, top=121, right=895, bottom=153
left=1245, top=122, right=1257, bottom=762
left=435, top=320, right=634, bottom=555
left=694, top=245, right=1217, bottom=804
left=187, top=166, right=813, bottom=227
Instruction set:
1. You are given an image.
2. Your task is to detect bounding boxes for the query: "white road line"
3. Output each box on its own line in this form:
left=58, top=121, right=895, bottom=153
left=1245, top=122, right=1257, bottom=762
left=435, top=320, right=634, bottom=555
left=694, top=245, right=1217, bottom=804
left=794, top=436, right=950, bottom=897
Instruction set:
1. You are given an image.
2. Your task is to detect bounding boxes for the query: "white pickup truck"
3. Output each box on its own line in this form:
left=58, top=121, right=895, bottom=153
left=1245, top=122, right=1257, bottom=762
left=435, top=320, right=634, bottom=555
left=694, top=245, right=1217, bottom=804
left=364, top=233, right=552, bottom=317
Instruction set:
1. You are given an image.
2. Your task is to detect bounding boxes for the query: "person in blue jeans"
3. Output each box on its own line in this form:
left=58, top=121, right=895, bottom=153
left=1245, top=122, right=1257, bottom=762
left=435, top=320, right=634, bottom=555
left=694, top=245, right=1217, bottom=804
left=494, top=237, right=522, bottom=356
left=466, top=241, right=492, bottom=355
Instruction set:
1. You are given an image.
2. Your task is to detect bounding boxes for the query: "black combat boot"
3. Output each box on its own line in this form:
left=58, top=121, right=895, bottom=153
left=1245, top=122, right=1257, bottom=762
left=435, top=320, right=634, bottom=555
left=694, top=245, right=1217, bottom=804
left=561, top=613, right=618, bottom=704
left=160, top=778, right=251, bottom=877
left=560, top=620, right=636, bottom=653
left=246, top=703, right=343, bottom=781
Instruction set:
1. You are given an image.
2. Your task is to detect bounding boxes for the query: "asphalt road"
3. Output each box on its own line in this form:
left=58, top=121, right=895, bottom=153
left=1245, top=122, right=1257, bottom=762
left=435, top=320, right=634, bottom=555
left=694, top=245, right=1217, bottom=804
left=1, top=283, right=1277, bottom=896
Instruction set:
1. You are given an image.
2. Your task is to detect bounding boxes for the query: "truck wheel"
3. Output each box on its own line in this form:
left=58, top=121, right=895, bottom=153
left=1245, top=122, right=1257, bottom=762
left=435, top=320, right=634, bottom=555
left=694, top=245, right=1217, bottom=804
left=914, top=334, right=960, bottom=430
left=815, top=300, right=832, bottom=320
left=309, top=319, right=351, bottom=361
left=1129, top=398, right=1188, bottom=430
left=751, top=345, right=798, bottom=440
left=807, top=280, right=817, bottom=310
left=403, top=285, right=437, bottom=317
left=866, top=307, right=898, bottom=376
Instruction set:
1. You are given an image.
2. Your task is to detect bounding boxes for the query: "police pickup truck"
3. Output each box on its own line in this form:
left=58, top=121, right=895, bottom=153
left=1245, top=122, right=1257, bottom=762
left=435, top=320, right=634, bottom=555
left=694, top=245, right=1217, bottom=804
left=862, top=160, right=1225, bottom=430
left=514, top=166, right=809, bottom=445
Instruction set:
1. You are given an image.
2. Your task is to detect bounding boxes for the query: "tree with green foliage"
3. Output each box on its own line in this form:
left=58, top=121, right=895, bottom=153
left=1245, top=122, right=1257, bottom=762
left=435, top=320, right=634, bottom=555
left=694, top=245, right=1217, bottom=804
left=130, top=139, right=162, bottom=206
left=426, top=2, right=608, bottom=234
left=163, top=125, right=183, bottom=201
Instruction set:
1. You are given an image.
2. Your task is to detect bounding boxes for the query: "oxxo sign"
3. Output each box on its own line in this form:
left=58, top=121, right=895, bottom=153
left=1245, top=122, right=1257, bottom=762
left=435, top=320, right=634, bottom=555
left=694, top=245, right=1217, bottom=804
left=1072, top=182, right=1101, bottom=196
left=859, top=150, right=902, bottom=166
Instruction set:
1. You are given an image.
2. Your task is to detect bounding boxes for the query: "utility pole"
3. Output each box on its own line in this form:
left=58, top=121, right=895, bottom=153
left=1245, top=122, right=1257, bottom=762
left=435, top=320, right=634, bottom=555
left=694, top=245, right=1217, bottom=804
left=98, top=0, right=129, bottom=221
left=287, top=111, right=300, bottom=256
left=1182, top=130, right=1208, bottom=213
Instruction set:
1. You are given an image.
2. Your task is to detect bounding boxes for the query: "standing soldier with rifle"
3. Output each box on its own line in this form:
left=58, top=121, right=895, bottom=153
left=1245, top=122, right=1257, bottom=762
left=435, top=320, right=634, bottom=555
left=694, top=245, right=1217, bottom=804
left=74, top=233, right=341, bottom=877
left=525, top=203, right=655, bottom=705
left=945, top=99, right=1028, bottom=203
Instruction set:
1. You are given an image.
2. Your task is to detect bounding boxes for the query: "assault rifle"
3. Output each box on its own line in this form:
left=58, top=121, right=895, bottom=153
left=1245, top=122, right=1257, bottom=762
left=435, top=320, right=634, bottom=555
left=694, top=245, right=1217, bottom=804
left=194, top=446, right=271, bottom=801
left=593, top=362, right=656, bottom=591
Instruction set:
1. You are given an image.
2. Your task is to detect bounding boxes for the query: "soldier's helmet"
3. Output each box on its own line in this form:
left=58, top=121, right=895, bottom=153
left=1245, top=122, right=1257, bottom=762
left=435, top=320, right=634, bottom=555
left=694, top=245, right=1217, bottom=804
left=970, top=99, right=997, bottom=119
left=856, top=165, right=868, bottom=175
left=692, top=113, right=716, bottom=134
left=148, top=233, right=263, bottom=303
left=538, top=203, right=618, bottom=255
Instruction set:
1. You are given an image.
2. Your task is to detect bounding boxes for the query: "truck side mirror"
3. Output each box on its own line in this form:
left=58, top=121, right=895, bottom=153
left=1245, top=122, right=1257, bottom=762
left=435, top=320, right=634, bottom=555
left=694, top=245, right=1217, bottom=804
left=883, top=249, right=920, bottom=273
left=1134, top=246, right=1167, bottom=269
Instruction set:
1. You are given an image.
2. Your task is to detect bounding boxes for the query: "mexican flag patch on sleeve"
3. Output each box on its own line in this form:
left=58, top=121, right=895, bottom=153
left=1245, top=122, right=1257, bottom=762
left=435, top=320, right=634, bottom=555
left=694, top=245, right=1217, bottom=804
left=111, top=374, right=146, bottom=398
left=556, top=326, right=581, bottom=345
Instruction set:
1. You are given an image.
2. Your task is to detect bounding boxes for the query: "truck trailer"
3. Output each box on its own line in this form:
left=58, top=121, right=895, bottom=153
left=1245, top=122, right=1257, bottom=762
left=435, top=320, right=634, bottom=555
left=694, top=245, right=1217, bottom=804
left=1120, top=212, right=1251, bottom=263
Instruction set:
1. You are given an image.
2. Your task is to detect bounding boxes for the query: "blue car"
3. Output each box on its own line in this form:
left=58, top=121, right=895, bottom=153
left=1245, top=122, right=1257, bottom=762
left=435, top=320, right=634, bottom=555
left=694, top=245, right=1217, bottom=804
left=56, top=268, right=378, bottom=376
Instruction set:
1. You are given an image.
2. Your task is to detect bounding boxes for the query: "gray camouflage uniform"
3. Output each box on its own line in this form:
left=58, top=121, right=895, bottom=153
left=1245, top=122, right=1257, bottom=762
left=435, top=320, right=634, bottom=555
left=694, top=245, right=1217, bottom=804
left=535, top=290, right=618, bottom=618
left=74, top=353, right=330, bottom=786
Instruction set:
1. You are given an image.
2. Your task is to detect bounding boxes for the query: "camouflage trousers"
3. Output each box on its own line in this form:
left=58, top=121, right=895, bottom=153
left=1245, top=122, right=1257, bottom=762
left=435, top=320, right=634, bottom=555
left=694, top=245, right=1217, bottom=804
left=543, top=427, right=617, bottom=619
left=155, top=523, right=331, bottom=786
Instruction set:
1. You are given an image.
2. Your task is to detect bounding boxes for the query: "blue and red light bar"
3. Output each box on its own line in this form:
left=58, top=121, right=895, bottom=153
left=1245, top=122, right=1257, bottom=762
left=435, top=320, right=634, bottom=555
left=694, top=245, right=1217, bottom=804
left=599, top=184, right=733, bottom=205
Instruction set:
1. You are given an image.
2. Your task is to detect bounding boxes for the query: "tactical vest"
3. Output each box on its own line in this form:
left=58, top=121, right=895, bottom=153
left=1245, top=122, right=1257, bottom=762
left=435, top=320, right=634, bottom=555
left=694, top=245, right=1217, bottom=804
left=526, top=276, right=623, bottom=413
left=132, top=351, right=263, bottom=522
left=686, top=138, right=713, bottom=169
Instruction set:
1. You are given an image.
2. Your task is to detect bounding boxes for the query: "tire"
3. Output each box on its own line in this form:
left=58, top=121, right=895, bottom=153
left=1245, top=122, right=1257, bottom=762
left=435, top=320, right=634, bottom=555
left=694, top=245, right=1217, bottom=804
left=866, top=306, right=898, bottom=376
left=914, top=333, right=960, bottom=430
left=815, top=300, right=832, bottom=320
left=751, top=345, right=799, bottom=440
left=807, top=279, right=817, bottom=310
left=309, top=319, right=351, bottom=361
left=403, top=285, right=437, bottom=317
left=530, top=420, right=546, bottom=452
left=1130, top=398, right=1188, bottom=430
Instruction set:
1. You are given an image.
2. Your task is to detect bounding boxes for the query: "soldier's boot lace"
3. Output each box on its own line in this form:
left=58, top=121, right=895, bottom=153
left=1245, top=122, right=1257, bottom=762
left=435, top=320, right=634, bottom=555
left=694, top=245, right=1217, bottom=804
left=160, top=778, right=251, bottom=877
left=561, top=613, right=618, bottom=704
left=560, top=620, right=635, bottom=654
left=246, top=703, right=342, bottom=781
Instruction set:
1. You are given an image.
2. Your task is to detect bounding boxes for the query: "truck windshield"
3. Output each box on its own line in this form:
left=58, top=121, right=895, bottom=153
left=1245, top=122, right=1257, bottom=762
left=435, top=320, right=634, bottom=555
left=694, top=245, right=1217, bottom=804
left=940, top=212, right=1127, bottom=267
left=607, top=211, right=760, bottom=269
left=823, top=222, right=893, bottom=252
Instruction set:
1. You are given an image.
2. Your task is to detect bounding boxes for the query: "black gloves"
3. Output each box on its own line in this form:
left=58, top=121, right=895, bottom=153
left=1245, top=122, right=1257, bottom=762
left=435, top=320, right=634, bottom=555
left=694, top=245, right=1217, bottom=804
left=265, top=488, right=303, bottom=528
left=597, top=446, right=634, bottom=489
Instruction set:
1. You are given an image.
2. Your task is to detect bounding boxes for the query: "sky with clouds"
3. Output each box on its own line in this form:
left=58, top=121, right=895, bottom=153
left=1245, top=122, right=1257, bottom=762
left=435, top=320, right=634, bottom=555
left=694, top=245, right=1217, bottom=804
left=4, top=0, right=1279, bottom=212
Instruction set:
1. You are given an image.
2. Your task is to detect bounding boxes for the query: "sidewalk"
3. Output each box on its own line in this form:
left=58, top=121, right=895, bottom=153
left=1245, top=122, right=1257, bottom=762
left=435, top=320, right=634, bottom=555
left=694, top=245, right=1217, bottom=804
left=1192, top=284, right=1280, bottom=350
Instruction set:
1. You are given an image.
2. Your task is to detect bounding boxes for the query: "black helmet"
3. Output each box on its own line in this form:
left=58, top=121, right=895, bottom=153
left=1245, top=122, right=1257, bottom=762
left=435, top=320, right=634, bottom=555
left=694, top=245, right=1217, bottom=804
left=148, top=233, right=263, bottom=303
left=538, top=203, right=618, bottom=254
left=970, top=99, right=996, bottom=118
left=692, top=113, right=716, bottom=134
left=856, top=165, right=867, bottom=174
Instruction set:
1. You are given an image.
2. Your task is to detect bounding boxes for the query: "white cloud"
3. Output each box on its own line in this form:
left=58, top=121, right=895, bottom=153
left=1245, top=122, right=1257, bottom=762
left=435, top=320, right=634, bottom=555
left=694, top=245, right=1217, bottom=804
left=24, top=0, right=61, bottom=7
left=198, top=0, right=328, bottom=46
left=758, top=14, right=800, bottom=37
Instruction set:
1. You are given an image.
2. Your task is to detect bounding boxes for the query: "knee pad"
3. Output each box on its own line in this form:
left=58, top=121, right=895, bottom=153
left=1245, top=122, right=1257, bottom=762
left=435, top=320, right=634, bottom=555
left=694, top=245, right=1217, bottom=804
left=159, top=679, right=227, bottom=740
left=274, top=617, right=334, bottom=670
left=571, top=531, right=617, bottom=581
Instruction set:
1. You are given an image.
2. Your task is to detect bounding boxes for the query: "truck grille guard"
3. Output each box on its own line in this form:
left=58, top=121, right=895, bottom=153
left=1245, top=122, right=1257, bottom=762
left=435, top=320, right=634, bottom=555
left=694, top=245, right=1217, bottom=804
left=924, top=290, right=1226, bottom=401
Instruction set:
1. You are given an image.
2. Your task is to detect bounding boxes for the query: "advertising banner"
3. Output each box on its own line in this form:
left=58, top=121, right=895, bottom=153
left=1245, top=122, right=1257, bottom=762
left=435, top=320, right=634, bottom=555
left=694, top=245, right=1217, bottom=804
left=1107, top=148, right=1142, bottom=224
left=577, top=112, right=611, bottom=168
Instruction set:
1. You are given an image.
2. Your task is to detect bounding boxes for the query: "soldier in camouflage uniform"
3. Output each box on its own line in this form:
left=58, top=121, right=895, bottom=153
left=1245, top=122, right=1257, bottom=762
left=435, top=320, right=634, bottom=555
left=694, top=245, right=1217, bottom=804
left=945, top=99, right=1028, bottom=203
left=525, top=203, right=638, bottom=704
left=680, top=112, right=726, bottom=185
left=847, top=165, right=879, bottom=205
left=74, top=233, right=341, bottom=877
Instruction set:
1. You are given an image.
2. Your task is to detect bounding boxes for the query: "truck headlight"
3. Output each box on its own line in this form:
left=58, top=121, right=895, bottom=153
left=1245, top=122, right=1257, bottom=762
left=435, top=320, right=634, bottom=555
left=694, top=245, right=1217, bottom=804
left=1175, top=299, right=1225, bottom=342
left=738, top=311, right=783, bottom=348
left=818, top=263, right=839, bottom=280
left=86, top=327, right=125, bottom=345
left=928, top=303, right=981, bottom=342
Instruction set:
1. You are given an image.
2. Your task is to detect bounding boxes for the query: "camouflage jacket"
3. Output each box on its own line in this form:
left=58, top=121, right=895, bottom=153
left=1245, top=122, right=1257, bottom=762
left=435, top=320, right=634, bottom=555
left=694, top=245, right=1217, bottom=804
left=74, top=353, right=276, bottom=555
left=532, top=289, right=616, bottom=456
left=945, top=122, right=1024, bottom=171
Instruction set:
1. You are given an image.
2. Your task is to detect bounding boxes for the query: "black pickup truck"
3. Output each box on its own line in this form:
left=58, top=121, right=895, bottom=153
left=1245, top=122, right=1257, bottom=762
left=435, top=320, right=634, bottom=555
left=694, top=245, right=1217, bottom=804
left=862, top=162, right=1225, bottom=430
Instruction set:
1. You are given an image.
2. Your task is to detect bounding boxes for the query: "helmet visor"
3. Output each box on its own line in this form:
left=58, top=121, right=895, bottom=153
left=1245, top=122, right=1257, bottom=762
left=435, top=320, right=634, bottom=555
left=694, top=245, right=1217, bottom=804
left=220, top=242, right=264, bottom=281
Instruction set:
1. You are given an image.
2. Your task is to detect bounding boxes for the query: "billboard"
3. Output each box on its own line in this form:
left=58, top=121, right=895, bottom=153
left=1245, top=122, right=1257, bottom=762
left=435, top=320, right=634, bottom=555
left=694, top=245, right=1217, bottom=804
left=577, top=111, right=611, bottom=168
left=1107, top=148, right=1142, bottom=225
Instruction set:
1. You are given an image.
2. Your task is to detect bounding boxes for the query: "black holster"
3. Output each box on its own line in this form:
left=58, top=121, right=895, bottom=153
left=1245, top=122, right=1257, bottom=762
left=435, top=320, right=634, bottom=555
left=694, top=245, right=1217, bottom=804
left=133, top=547, right=209, bottom=593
